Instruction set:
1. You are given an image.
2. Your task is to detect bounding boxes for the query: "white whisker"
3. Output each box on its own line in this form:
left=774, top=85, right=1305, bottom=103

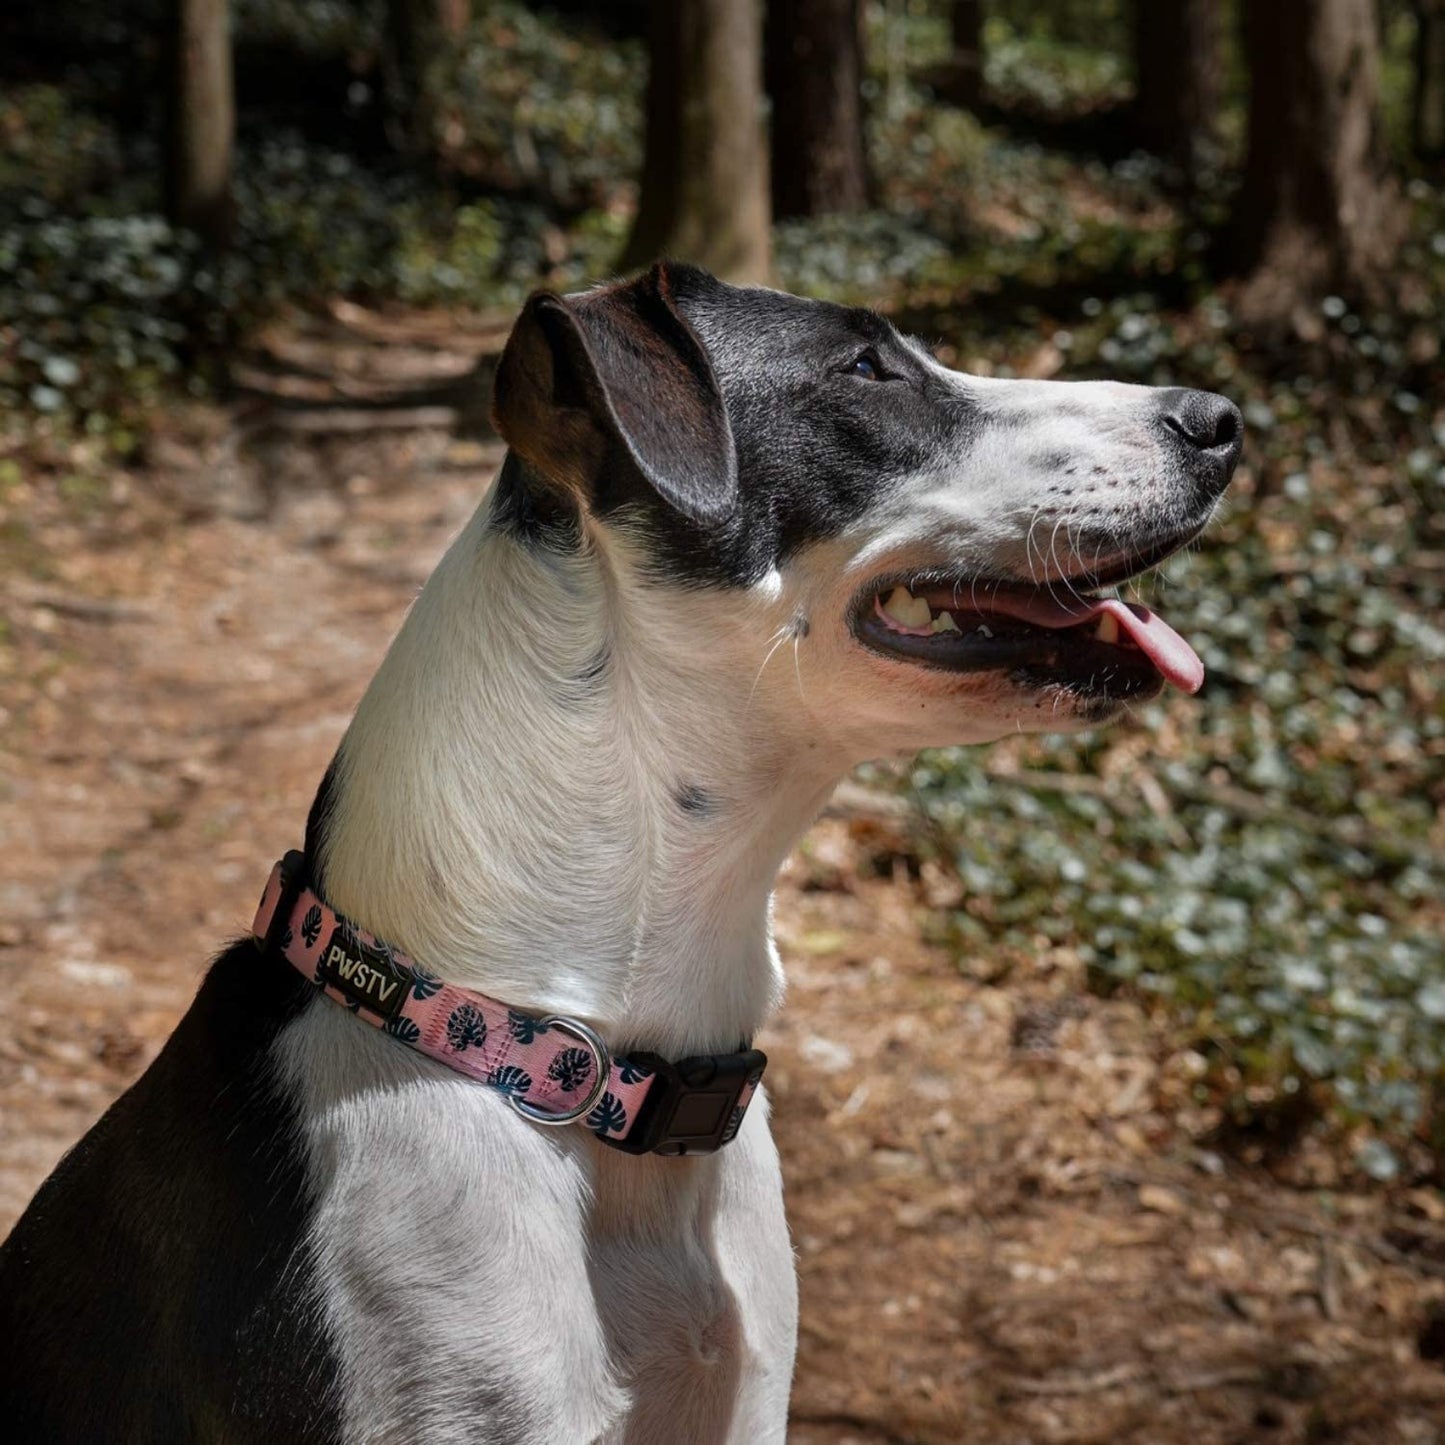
left=748, top=624, right=794, bottom=704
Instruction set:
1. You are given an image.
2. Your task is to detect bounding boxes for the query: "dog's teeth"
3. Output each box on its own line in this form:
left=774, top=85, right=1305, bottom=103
left=882, top=586, right=913, bottom=622
left=1096, top=612, right=1120, bottom=644
left=883, top=586, right=932, bottom=630
left=975, top=623, right=994, bottom=638
left=930, top=611, right=961, bottom=634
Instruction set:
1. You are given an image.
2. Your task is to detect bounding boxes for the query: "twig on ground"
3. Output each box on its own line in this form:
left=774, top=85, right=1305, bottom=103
left=5, top=586, right=152, bottom=622
left=999, top=1361, right=1145, bottom=1397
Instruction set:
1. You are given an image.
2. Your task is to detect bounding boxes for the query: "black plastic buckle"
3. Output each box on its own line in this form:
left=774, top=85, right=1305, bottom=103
left=601, top=1048, right=768, bottom=1156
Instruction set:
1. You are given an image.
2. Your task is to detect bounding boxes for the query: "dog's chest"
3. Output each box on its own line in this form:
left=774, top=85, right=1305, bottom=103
left=278, top=1006, right=795, bottom=1443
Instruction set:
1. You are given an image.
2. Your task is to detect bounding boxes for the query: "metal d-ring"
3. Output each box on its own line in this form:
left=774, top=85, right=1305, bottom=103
left=508, top=1015, right=611, bottom=1127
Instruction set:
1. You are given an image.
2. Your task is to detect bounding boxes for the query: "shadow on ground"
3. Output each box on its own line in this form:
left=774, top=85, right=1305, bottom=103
left=0, top=309, right=1441, bottom=1444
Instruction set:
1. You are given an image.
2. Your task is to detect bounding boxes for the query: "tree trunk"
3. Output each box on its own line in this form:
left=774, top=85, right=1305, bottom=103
left=1415, top=0, right=1445, bottom=161
left=166, top=0, right=235, bottom=248
left=383, top=0, right=470, bottom=158
left=766, top=0, right=869, bottom=219
left=947, top=0, right=984, bottom=108
left=1230, top=0, right=1403, bottom=330
left=620, top=0, right=771, bottom=283
left=1132, top=0, right=1219, bottom=186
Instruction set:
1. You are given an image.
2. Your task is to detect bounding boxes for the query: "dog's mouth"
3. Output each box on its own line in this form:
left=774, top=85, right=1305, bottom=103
left=851, top=563, right=1204, bottom=699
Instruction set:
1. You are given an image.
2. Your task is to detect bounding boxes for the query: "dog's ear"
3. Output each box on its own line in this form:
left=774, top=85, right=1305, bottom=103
left=490, top=264, right=737, bottom=525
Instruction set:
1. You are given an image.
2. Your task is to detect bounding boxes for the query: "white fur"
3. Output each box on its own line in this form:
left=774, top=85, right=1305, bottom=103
left=280, top=369, right=1198, bottom=1440
left=286, top=505, right=822, bottom=1442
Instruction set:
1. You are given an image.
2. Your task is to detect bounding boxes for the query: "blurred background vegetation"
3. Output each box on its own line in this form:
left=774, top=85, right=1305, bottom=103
left=0, top=0, right=1441, bottom=1183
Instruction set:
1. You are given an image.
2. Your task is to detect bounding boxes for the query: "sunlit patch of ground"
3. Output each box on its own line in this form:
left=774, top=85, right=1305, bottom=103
left=1, top=316, right=1441, bottom=1443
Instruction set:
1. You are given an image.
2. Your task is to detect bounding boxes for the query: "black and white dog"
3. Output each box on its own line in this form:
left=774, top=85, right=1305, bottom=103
left=0, top=263, right=1240, bottom=1443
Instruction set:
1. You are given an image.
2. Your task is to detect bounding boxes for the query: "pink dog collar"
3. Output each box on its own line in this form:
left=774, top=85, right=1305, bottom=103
left=253, top=853, right=765, bottom=1156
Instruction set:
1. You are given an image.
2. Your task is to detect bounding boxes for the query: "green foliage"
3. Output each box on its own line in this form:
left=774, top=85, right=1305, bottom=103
left=783, top=66, right=1175, bottom=302
left=904, top=193, right=1445, bottom=1177
left=231, top=0, right=375, bottom=53
left=987, top=0, right=1131, bottom=52
left=980, top=17, right=1132, bottom=112
left=227, top=137, right=421, bottom=305
left=839, top=8, right=1185, bottom=302
left=776, top=212, right=953, bottom=300
left=392, top=198, right=629, bottom=307
left=0, top=135, right=424, bottom=420
left=3, top=0, right=1442, bottom=1180
left=866, top=1, right=1131, bottom=113
left=835, top=13, right=1445, bottom=1174
left=441, top=2, right=645, bottom=205
left=0, top=84, right=122, bottom=206
left=0, top=2, right=644, bottom=425
left=0, top=208, right=196, bottom=419
left=912, top=667, right=1442, bottom=1181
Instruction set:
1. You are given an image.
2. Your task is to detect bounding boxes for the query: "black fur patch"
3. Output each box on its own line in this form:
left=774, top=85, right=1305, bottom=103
left=304, top=756, right=340, bottom=896
left=575, top=647, right=609, bottom=687
left=496, top=265, right=984, bottom=589
left=0, top=945, right=341, bottom=1442
left=490, top=452, right=584, bottom=552
left=674, top=783, right=716, bottom=817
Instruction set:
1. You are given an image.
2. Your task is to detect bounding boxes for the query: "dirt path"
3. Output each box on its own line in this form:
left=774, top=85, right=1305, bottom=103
left=1, top=317, right=1441, bottom=1443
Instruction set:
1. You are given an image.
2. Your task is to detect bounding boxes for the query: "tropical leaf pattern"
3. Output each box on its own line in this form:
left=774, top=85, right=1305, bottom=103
left=280, top=926, right=294, bottom=952
left=547, top=1047, right=593, bottom=1093
left=586, top=1092, right=627, bottom=1134
left=618, top=1057, right=653, bottom=1086
left=446, top=1002, right=487, bottom=1052
left=508, top=1010, right=550, bottom=1044
left=409, top=966, right=442, bottom=1001
left=300, top=905, right=324, bottom=948
left=385, top=1016, right=421, bottom=1044
left=487, top=1065, right=533, bottom=1097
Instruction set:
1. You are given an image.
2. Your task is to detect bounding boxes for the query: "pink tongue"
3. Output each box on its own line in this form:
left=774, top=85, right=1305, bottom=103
left=986, top=593, right=1205, bottom=694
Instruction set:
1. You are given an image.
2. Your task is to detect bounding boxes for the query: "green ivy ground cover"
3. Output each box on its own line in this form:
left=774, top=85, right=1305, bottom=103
left=1, top=0, right=1440, bottom=1178
left=903, top=276, right=1445, bottom=1182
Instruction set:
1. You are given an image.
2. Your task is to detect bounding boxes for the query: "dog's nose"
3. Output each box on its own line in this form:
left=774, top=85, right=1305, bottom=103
left=1157, top=387, right=1244, bottom=472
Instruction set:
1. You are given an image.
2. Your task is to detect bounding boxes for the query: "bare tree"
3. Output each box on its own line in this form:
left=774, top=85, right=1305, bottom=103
left=620, top=0, right=771, bottom=283
left=766, top=0, right=869, bottom=219
left=166, top=0, right=235, bottom=247
left=383, top=0, right=470, bottom=158
left=945, top=0, right=984, bottom=109
left=1414, top=0, right=1445, bottom=161
left=1230, top=0, right=1404, bottom=329
left=1132, top=0, right=1220, bottom=188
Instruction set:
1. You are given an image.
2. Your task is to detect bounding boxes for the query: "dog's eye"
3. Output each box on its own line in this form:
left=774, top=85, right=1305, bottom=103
left=849, top=351, right=883, bottom=381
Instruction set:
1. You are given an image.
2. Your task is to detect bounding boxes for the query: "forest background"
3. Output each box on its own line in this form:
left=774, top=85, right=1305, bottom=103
left=1, top=2, right=1444, bottom=1438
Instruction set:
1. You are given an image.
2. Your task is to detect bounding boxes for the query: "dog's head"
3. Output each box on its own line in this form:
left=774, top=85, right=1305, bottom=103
left=491, top=262, right=1241, bottom=761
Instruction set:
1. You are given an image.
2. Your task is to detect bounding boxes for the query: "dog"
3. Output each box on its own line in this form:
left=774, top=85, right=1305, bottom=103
left=0, top=261, right=1240, bottom=1443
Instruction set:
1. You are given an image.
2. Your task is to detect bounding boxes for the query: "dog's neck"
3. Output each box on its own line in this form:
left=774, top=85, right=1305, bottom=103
left=313, top=476, right=838, bottom=1057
